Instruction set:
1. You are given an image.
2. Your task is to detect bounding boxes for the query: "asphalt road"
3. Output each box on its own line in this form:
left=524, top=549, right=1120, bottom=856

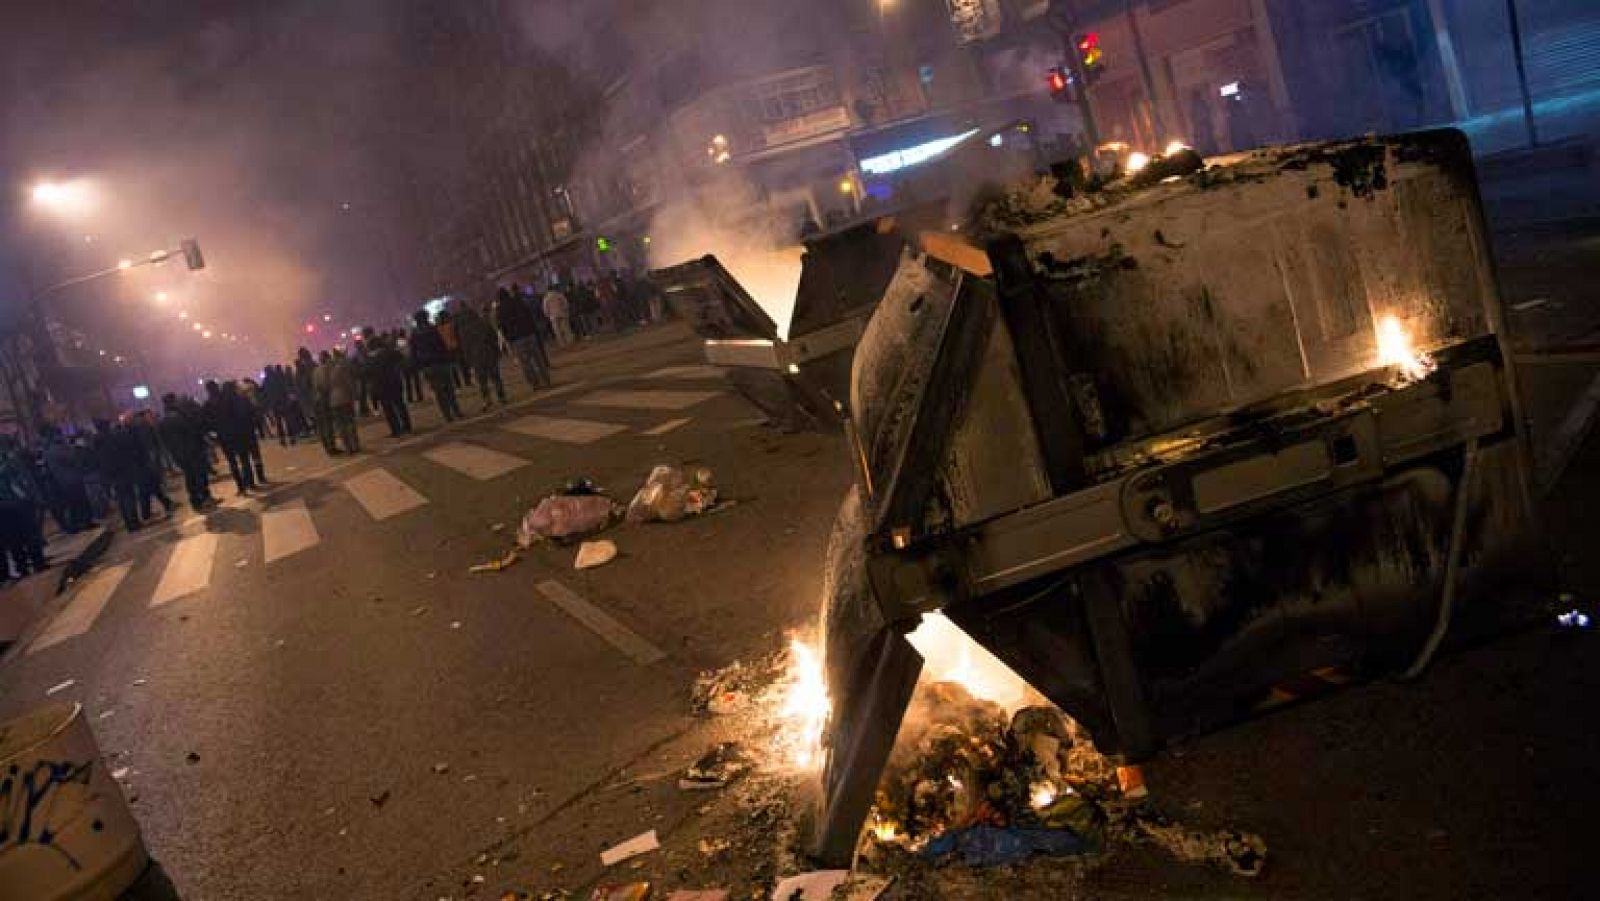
left=0, top=324, right=853, bottom=900
left=3, top=313, right=1598, bottom=900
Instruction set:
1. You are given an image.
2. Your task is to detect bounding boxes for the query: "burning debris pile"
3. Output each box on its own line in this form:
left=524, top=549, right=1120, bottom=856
left=860, top=678, right=1265, bottom=878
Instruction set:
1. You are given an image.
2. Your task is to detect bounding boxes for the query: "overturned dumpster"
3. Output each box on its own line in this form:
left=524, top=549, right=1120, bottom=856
left=804, top=129, right=1539, bottom=865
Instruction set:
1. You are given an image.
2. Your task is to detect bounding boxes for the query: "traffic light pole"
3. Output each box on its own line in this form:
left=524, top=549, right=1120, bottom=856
left=1049, top=1, right=1101, bottom=150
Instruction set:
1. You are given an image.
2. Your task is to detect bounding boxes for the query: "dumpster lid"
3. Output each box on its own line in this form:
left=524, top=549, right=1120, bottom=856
left=650, top=255, right=780, bottom=343
left=789, top=221, right=908, bottom=339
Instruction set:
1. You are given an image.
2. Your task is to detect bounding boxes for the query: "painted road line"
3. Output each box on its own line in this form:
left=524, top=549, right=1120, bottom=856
left=262, top=500, right=321, bottom=563
left=641, top=417, right=691, bottom=436
left=535, top=580, right=665, bottom=666
left=423, top=442, right=529, bottom=481
left=502, top=414, right=628, bottom=445
left=574, top=389, right=721, bottom=411
left=150, top=532, right=220, bottom=607
left=643, top=364, right=724, bottom=380
left=29, top=563, right=133, bottom=654
left=344, top=468, right=429, bottom=521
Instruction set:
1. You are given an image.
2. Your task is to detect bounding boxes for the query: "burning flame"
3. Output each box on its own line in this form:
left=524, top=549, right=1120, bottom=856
left=1029, top=782, right=1058, bottom=810
left=1375, top=314, right=1436, bottom=382
left=906, top=612, right=1033, bottom=711
left=779, top=636, right=831, bottom=770
left=1125, top=151, right=1151, bottom=174
left=870, top=813, right=899, bottom=843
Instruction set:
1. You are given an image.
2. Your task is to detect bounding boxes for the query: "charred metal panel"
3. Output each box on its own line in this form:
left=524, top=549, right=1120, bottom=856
left=1020, top=132, right=1499, bottom=444
left=653, top=255, right=779, bottom=341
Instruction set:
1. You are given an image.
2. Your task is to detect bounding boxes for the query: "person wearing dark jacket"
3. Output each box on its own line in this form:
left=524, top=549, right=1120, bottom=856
left=132, top=410, right=176, bottom=521
left=160, top=394, right=214, bottom=510
left=0, top=436, right=47, bottom=579
left=410, top=309, right=462, bottom=422
left=365, top=331, right=411, bottom=436
left=94, top=418, right=145, bottom=530
left=203, top=381, right=256, bottom=495
left=42, top=426, right=94, bottom=532
left=294, top=348, right=318, bottom=437
left=495, top=286, right=550, bottom=388
left=457, top=302, right=505, bottom=409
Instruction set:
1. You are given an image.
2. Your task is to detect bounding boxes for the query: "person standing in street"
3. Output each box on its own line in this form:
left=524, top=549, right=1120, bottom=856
left=203, top=380, right=257, bottom=495
left=231, top=381, right=267, bottom=485
left=365, top=331, right=411, bottom=437
left=0, top=436, right=47, bottom=580
left=542, top=284, right=573, bottom=347
left=327, top=348, right=361, bottom=453
left=496, top=286, right=550, bottom=388
left=397, top=329, right=424, bottom=404
left=437, top=308, right=470, bottom=389
left=410, top=309, right=462, bottom=422
left=160, top=394, right=215, bottom=511
left=94, top=418, right=144, bottom=531
left=312, top=352, right=340, bottom=455
left=132, top=409, right=176, bottom=521
left=457, top=301, right=506, bottom=410
left=42, top=426, right=94, bottom=532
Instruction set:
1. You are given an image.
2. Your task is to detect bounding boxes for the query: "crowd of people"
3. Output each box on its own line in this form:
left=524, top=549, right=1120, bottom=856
left=0, top=274, right=669, bottom=581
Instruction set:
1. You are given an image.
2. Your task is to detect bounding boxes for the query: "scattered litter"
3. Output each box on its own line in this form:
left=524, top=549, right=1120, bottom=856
left=235, top=558, right=249, bottom=569
left=410, top=606, right=428, bottom=617
left=626, top=465, right=718, bottom=523
left=690, top=660, right=764, bottom=715
left=432, top=762, right=450, bottom=775
left=132, top=678, right=147, bottom=686
left=575, top=540, right=618, bottom=570
left=370, top=790, right=391, bottom=808
left=426, top=571, right=438, bottom=580
left=922, top=824, right=1091, bottom=865
left=285, top=466, right=298, bottom=472
left=590, top=884, right=649, bottom=901
left=491, top=523, right=507, bottom=533
left=462, top=773, right=478, bottom=783
left=97, top=710, right=115, bottom=721
left=472, top=875, right=486, bottom=885
left=450, top=621, right=462, bottom=630
left=697, top=837, right=731, bottom=857
left=519, top=494, right=620, bottom=545
left=1130, top=811, right=1266, bottom=877
left=666, top=891, right=728, bottom=901
left=841, top=877, right=892, bottom=901
left=1512, top=297, right=1550, bottom=312
left=1556, top=609, right=1592, bottom=629
left=112, top=767, right=130, bottom=780
left=564, top=476, right=602, bottom=496
left=186, top=751, right=201, bottom=764
left=45, top=679, right=76, bottom=697
left=678, top=743, right=748, bottom=791
left=275, top=639, right=286, bottom=648
left=338, top=827, right=348, bottom=837
left=470, top=551, right=521, bottom=574
left=599, top=829, right=659, bottom=867
left=771, top=871, right=848, bottom=900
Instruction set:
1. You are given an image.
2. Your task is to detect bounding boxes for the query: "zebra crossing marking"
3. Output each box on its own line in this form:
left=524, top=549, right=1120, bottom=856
left=344, top=468, right=429, bottom=521
left=150, top=532, right=220, bottom=607
left=29, top=564, right=133, bottom=654
left=574, top=389, right=721, bottom=411
left=423, top=442, right=528, bottom=480
left=262, top=500, right=320, bottom=563
left=641, top=418, right=691, bottom=436
left=502, top=414, right=628, bottom=445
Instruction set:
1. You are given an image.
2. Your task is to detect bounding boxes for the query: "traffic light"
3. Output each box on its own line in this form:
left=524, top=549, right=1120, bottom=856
left=596, top=236, right=612, bottom=253
left=1075, top=32, right=1104, bottom=85
left=1047, top=65, right=1071, bottom=101
left=181, top=238, right=205, bottom=271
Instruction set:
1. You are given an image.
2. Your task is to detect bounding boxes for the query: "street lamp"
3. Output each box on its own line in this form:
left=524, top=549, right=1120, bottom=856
left=29, top=179, right=94, bottom=216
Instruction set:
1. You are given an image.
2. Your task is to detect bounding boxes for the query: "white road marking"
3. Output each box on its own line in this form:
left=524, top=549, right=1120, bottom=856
left=423, top=442, right=529, bottom=480
left=535, top=580, right=665, bottom=665
left=641, top=417, right=691, bottom=436
left=29, top=564, right=133, bottom=654
left=262, top=500, right=320, bottom=563
left=574, top=389, right=721, bottom=411
left=502, top=415, right=628, bottom=445
left=150, top=532, right=219, bottom=607
left=344, top=468, right=429, bottom=520
left=643, top=364, right=724, bottom=380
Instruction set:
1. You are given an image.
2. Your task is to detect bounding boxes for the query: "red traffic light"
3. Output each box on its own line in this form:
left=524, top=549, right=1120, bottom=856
left=1077, top=31, right=1099, bottom=52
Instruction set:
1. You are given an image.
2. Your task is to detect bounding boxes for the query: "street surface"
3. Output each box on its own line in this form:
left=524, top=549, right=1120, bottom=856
left=3, top=310, right=1599, bottom=900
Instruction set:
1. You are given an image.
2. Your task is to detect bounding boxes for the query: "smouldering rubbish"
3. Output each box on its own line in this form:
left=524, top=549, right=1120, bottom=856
left=1375, top=314, right=1436, bottom=382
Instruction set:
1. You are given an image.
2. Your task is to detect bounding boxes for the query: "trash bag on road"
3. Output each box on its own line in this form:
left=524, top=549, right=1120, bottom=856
left=921, top=824, right=1092, bottom=866
left=626, top=465, right=718, bottom=523
left=519, top=495, right=620, bottom=544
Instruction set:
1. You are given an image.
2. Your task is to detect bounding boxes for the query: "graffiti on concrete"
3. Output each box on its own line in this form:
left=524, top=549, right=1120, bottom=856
left=0, top=759, right=99, bottom=871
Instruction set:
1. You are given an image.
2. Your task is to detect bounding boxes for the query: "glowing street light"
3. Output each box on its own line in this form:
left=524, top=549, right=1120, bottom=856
left=117, top=259, right=133, bottom=271
left=322, top=313, right=333, bottom=322
left=154, top=291, right=169, bottom=303
left=178, top=310, right=189, bottom=320
left=202, top=330, right=213, bottom=339
left=29, top=179, right=94, bottom=216
left=192, top=322, right=203, bottom=331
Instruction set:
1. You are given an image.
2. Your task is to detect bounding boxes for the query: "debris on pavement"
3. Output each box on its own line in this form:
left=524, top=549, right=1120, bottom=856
left=45, top=678, right=76, bottom=697
left=575, top=539, right=619, bottom=570
left=564, top=476, right=603, bottom=496
left=600, top=829, right=660, bottom=867
left=132, top=678, right=147, bottom=686
left=112, top=766, right=131, bottom=780
left=97, top=710, right=115, bottom=720
left=491, top=522, right=507, bottom=533
left=432, top=762, right=451, bottom=775
left=664, top=891, right=728, bottom=901
left=411, top=605, right=428, bottom=617
left=921, top=824, right=1092, bottom=866
left=450, top=621, right=462, bottom=630
left=626, top=465, right=718, bottom=524
left=840, top=876, right=892, bottom=900
left=519, top=494, right=620, bottom=545
left=770, top=870, right=848, bottom=900
left=235, top=558, right=249, bottom=569
left=470, top=550, right=521, bottom=573
left=186, top=751, right=201, bottom=764
left=1124, top=809, right=1267, bottom=877
left=678, top=742, right=749, bottom=791
left=690, top=659, right=770, bottom=715
left=590, top=884, right=650, bottom=901
left=370, top=790, right=391, bottom=808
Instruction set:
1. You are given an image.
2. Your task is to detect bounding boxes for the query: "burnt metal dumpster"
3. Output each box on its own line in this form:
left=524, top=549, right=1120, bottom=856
left=806, top=129, right=1539, bottom=865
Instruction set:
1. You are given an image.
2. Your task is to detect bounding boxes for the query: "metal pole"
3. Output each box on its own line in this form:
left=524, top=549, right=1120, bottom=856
left=1504, top=0, right=1537, bottom=147
left=1049, top=0, right=1102, bottom=150
left=1125, top=0, right=1168, bottom=143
